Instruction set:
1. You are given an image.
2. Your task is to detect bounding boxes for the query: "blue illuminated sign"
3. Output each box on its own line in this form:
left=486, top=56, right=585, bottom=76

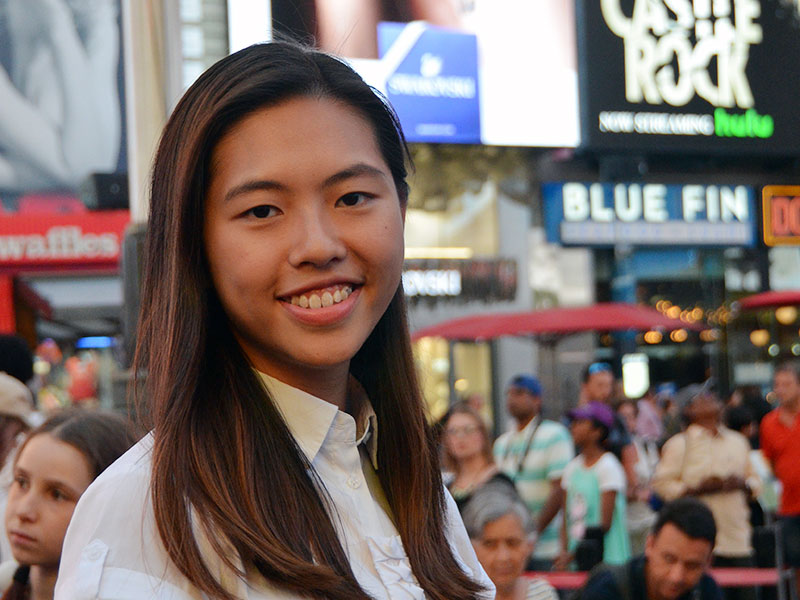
left=377, top=22, right=480, bottom=143
left=542, top=182, right=756, bottom=247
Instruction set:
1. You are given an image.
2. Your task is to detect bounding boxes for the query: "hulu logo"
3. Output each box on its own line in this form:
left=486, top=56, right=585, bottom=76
left=715, top=108, right=774, bottom=139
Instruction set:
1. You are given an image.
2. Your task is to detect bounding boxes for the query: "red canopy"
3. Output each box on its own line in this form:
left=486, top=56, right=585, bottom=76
left=736, top=290, right=800, bottom=311
left=411, top=302, right=702, bottom=342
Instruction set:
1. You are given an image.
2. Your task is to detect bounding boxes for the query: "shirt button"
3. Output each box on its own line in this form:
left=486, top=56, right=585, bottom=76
left=347, top=476, right=361, bottom=489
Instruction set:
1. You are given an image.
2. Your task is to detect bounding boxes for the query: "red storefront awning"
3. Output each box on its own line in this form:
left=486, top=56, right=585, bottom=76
left=411, top=302, right=703, bottom=342
left=736, top=290, right=800, bottom=311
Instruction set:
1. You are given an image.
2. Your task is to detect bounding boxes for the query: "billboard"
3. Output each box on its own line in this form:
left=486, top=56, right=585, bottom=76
left=577, top=0, right=800, bottom=155
left=0, top=0, right=126, bottom=208
left=271, top=0, right=580, bottom=147
left=542, top=181, right=757, bottom=246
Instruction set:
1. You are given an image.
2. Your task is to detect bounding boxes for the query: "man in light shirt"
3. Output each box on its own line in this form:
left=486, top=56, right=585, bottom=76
left=652, top=393, right=760, bottom=600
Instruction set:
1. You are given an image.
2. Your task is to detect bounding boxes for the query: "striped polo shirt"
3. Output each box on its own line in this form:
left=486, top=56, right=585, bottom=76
left=493, top=417, right=575, bottom=559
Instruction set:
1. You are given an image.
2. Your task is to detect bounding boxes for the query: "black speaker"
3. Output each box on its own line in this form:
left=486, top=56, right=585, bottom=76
left=78, top=172, right=129, bottom=210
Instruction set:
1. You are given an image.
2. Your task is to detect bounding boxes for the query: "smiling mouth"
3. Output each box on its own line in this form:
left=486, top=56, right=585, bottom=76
left=286, top=284, right=355, bottom=309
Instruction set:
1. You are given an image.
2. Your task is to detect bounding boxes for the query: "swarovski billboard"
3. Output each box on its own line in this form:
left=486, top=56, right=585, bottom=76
left=577, top=0, right=800, bottom=155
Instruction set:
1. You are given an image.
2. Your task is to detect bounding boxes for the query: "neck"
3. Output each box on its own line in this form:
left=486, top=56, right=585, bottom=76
left=516, top=413, right=537, bottom=431
left=695, top=421, right=719, bottom=434
left=262, top=365, right=351, bottom=411
left=494, top=578, right=522, bottom=600
left=457, top=453, right=490, bottom=477
left=30, top=565, right=57, bottom=600
left=782, top=400, right=800, bottom=416
left=582, top=443, right=604, bottom=463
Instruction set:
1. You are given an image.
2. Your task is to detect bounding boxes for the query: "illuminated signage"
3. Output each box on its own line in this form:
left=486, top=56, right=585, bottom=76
left=542, top=182, right=755, bottom=246
left=403, top=259, right=517, bottom=304
left=0, top=211, right=130, bottom=269
left=577, top=0, right=800, bottom=155
left=762, top=186, right=800, bottom=247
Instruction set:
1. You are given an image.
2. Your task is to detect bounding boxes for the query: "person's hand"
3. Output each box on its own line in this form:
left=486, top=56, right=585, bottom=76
left=721, top=475, right=748, bottom=493
left=552, top=550, right=573, bottom=571
left=689, top=476, right=725, bottom=496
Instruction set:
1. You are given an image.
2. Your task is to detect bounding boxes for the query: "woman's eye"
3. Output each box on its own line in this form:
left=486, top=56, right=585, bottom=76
left=246, top=205, right=278, bottom=219
left=51, top=489, right=67, bottom=501
left=337, top=192, right=372, bottom=207
left=13, top=477, right=27, bottom=489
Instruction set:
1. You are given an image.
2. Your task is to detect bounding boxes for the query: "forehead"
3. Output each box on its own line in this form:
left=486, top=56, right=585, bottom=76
left=16, top=434, right=92, bottom=486
left=482, top=513, right=526, bottom=539
left=448, top=412, right=479, bottom=427
left=776, top=370, right=800, bottom=383
left=208, top=96, right=387, bottom=183
left=652, top=523, right=712, bottom=560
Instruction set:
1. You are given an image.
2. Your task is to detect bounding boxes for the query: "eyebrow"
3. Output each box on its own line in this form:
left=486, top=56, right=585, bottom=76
left=14, top=467, right=82, bottom=498
left=223, top=162, right=389, bottom=204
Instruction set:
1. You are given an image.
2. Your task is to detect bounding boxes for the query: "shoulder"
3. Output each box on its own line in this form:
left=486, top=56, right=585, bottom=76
left=594, top=453, right=625, bottom=490
left=699, top=571, right=724, bottom=599
left=0, top=561, right=18, bottom=591
left=539, top=419, right=570, bottom=438
left=561, top=455, right=583, bottom=482
left=525, top=577, right=558, bottom=600
left=580, top=567, right=624, bottom=599
left=494, top=430, right=513, bottom=450
left=720, top=426, right=750, bottom=449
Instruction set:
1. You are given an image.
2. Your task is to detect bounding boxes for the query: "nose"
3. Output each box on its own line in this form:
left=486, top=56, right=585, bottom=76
left=667, top=562, right=687, bottom=586
left=287, top=203, right=347, bottom=268
left=12, top=491, right=39, bottom=523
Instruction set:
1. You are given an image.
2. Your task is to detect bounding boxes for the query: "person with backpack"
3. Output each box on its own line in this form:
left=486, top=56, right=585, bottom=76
left=573, top=498, right=723, bottom=600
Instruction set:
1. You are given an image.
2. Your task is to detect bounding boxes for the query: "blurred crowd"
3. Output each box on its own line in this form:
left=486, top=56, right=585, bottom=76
left=438, top=362, right=800, bottom=599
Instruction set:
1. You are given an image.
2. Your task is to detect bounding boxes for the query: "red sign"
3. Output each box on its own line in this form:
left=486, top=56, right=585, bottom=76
left=763, top=186, right=800, bottom=247
left=0, top=210, right=131, bottom=269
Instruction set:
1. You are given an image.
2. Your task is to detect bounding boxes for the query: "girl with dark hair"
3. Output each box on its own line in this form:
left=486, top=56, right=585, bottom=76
left=1, top=409, right=138, bottom=600
left=55, top=41, right=492, bottom=599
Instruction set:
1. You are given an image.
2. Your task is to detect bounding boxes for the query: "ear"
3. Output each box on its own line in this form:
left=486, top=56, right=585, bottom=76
left=644, top=533, right=655, bottom=560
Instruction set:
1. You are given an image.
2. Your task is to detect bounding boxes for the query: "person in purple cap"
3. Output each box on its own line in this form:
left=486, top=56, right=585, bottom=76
left=554, top=401, right=631, bottom=569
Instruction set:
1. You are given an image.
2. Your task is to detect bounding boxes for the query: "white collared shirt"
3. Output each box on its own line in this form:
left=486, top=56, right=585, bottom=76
left=55, top=374, right=493, bottom=599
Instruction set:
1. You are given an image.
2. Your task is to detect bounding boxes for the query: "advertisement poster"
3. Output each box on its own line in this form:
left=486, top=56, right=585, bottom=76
left=271, top=0, right=580, bottom=147
left=577, top=0, right=800, bottom=155
left=0, top=0, right=126, bottom=209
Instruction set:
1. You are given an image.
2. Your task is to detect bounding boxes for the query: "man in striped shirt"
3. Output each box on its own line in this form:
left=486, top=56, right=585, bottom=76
left=494, top=374, right=575, bottom=569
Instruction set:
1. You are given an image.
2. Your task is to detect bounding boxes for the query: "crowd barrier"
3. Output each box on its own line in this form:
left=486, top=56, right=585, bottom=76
left=525, top=568, right=780, bottom=590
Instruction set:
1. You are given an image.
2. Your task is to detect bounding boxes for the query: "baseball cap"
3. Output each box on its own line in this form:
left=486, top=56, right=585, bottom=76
left=0, top=372, right=34, bottom=427
left=568, top=401, right=614, bottom=429
left=508, top=374, right=542, bottom=397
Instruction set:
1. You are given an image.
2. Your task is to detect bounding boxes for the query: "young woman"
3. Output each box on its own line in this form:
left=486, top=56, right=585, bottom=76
left=1, top=409, right=138, bottom=600
left=442, top=403, right=517, bottom=513
left=55, top=41, right=492, bottom=600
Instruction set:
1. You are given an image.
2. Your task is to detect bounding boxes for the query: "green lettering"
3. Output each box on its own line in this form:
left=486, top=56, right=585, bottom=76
left=714, top=108, right=774, bottom=139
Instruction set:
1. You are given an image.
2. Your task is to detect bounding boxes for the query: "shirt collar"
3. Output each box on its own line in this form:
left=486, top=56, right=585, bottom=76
left=257, top=372, right=379, bottom=469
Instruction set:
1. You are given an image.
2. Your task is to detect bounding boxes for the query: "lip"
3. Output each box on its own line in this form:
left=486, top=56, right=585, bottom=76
left=281, top=286, right=361, bottom=326
left=8, top=530, right=36, bottom=547
left=279, top=278, right=361, bottom=299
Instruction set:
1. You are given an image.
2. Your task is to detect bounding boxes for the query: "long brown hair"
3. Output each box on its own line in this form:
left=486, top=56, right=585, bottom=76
left=134, top=41, right=485, bottom=600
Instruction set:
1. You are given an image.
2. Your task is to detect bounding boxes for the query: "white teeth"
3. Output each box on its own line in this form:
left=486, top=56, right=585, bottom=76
left=291, top=286, right=354, bottom=309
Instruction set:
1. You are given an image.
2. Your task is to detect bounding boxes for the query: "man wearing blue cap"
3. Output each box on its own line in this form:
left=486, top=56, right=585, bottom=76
left=493, top=374, right=574, bottom=569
